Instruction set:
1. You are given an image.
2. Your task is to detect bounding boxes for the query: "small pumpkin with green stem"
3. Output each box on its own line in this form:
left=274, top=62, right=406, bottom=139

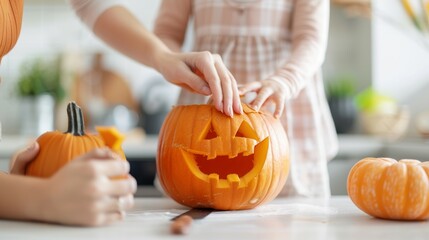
left=25, top=101, right=126, bottom=178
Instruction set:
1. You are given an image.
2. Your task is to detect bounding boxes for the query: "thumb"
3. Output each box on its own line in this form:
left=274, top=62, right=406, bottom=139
left=10, top=142, right=40, bottom=175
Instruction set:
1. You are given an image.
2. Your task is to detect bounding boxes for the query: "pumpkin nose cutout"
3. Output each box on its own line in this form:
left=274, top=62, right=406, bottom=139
left=204, top=123, right=218, bottom=140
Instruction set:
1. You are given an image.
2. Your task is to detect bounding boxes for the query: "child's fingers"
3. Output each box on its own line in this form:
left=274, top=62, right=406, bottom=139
left=75, top=148, right=118, bottom=162
left=101, top=211, right=125, bottom=226
left=103, top=194, right=134, bottom=213
left=273, top=95, right=286, bottom=119
left=103, top=177, right=137, bottom=196
left=9, top=142, right=39, bottom=174
left=79, top=160, right=130, bottom=178
left=250, top=87, right=273, bottom=111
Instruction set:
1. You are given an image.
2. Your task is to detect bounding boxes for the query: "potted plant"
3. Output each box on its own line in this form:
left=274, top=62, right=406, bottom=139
left=326, top=75, right=357, bottom=134
left=16, top=57, right=65, bottom=136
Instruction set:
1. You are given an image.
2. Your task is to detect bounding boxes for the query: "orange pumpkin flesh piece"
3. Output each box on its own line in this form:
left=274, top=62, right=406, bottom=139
left=157, top=104, right=290, bottom=210
left=95, top=126, right=125, bottom=157
left=348, top=157, right=429, bottom=220
left=25, top=102, right=127, bottom=179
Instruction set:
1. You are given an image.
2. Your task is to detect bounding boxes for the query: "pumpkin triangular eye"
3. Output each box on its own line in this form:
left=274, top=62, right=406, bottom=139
left=204, top=123, right=218, bottom=140
left=235, top=121, right=259, bottom=141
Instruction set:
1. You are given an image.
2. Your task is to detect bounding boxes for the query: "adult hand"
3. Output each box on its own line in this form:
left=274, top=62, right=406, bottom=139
left=239, top=79, right=288, bottom=119
left=9, top=142, right=39, bottom=175
left=36, top=148, right=137, bottom=226
left=155, top=50, right=242, bottom=117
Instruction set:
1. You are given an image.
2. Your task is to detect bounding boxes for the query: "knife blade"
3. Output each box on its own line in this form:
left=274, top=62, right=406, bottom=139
left=171, top=208, right=213, bottom=221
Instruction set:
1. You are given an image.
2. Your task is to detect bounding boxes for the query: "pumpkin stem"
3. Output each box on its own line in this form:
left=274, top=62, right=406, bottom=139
left=66, top=101, right=85, bottom=136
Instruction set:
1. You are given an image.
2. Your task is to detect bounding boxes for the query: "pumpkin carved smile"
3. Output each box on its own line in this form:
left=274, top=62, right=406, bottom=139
left=182, top=137, right=268, bottom=188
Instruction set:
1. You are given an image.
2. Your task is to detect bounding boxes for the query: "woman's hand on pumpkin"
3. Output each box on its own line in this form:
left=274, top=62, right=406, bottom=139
left=9, top=142, right=40, bottom=175
left=154, top=50, right=243, bottom=117
left=37, top=148, right=137, bottom=226
left=238, top=79, right=289, bottom=118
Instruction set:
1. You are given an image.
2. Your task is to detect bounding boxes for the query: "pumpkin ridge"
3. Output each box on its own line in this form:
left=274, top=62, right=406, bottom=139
left=256, top=114, right=275, bottom=205
left=263, top=112, right=284, bottom=199
left=245, top=108, right=264, bottom=205
left=159, top=106, right=175, bottom=197
left=409, top=165, right=429, bottom=219
left=42, top=133, right=62, bottom=177
left=347, top=159, right=375, bottom=215
left=417, top=165, right=429, bottom=219
left=256, top=115, right=275, bottom=205
left=400, top=162, right=409, bottom=218
left=25, top=133, right=45, bottom=176
left=36, top=133, right=61, bottom=177
left=375, top=164, right=389, bottom=219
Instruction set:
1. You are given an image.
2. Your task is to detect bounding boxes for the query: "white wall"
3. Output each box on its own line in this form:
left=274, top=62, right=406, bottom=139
left=0, top=0, right=182, bottom=134
left=372, top=0, right=429, bottom=101
left=324, top=5, right=372, bottom=92
left=372, top=0, right=429, bottom=136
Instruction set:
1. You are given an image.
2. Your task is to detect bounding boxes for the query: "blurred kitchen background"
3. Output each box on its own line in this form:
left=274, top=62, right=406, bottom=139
left=1, top=0, right=429, bottom=196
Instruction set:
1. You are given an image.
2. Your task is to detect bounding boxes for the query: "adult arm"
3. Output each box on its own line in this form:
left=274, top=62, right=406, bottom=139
left=69, top=0, right=242, bottom=116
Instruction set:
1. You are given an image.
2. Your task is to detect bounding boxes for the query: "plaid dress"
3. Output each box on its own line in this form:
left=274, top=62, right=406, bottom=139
left=156, top=0, right=339, bottom=198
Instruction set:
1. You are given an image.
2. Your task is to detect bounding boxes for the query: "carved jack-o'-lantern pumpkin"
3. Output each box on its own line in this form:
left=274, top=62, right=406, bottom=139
left=157, top=104, right=290, bottom=210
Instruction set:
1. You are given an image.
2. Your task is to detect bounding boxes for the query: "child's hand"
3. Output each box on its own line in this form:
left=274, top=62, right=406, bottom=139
left=9, top=142, right=39, bottom=175
left=155, top=51, right=243, bottom=117
left=36, top=148, right=137, bottom=226
left=239, top=79, right=288, bottom=118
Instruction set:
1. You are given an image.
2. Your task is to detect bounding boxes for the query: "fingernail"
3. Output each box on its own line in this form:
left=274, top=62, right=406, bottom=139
left=229, top=106, right=233, bottom=118
left=218, top=102, right=224, bottom=113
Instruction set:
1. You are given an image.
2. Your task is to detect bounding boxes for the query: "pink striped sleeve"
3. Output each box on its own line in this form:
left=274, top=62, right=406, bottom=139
left=153, top=0, right=192, bottom=50
left=268, top=0, right=329, bottom=98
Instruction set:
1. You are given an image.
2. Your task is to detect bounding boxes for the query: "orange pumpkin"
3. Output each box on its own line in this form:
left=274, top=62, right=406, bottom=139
left=157, top=104, right=290, bottom=210
left=25, top=101, right=126, bottom=178
left=348, top=157, right=429, bottom=220
left=0, top=0, right=24, bottom=61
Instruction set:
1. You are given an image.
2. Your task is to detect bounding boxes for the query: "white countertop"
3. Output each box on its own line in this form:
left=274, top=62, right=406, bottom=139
left=0, top=196, right=428, bottom=240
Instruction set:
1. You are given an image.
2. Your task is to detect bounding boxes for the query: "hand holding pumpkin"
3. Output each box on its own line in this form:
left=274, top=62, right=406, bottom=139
left=9, top=142, right=39, bottom=175
left=238, top=79, right=289, bottom=118
left=34, top=148, right=137, bottom=226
